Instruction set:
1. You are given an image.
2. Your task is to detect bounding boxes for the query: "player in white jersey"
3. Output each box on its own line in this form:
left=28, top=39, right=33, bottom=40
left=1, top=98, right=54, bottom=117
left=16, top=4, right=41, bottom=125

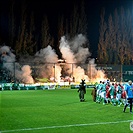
left=116, top=83, right=122, bottom=106
left=108, top=83, right=116, bottom=106
left=99, top=81, right=107, bottom=105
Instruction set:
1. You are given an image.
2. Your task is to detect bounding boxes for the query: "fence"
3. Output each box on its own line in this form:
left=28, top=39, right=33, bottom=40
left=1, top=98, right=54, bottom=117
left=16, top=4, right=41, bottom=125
left=0, top=62, right=133, bottom=83
left=96, top=64, right=133, bottom=82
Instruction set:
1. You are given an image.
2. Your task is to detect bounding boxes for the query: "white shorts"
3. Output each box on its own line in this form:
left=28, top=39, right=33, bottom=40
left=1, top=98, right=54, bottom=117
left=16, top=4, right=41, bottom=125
left=116, top=94, right=121, bottom=100
left=110, top=95, right=114, bottom=99
left=97, top=89, right=101, bottom=95
left=100, top=91, right=106, bottom=98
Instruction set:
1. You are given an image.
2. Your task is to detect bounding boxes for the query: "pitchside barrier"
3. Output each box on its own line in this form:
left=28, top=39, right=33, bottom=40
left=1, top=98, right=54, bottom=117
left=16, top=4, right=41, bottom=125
left=0, top=82, right=96, bottom=91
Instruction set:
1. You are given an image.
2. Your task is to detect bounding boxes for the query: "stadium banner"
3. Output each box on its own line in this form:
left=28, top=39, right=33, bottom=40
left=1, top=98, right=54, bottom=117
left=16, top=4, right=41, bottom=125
left=96, top=64, right=120, bottom=71
left=0, top=82, right=97, bottom=91
left=0, top=83, right=13, bottom=90
left=0, top=83, right=57, bottom=91
left=55, top=82, right=70, bottom=89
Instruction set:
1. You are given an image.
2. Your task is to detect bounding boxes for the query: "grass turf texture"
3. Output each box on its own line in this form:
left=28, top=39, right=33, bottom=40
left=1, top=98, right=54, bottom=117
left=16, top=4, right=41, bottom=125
left=0, top=89, right=133, bottom=133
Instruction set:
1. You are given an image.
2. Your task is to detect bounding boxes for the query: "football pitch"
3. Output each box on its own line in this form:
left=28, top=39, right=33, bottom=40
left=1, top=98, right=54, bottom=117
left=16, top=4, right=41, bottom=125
left=0, top=88, right=133, bottom=133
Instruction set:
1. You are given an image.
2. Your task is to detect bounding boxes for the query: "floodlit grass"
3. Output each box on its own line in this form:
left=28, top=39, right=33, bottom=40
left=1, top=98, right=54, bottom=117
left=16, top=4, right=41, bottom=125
left=0, top=89, right=133, bottom=133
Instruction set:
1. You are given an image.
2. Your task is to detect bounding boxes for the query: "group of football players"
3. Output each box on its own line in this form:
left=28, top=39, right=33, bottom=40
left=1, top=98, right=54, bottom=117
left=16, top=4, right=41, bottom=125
left=95, top=80, right=127, bottom=106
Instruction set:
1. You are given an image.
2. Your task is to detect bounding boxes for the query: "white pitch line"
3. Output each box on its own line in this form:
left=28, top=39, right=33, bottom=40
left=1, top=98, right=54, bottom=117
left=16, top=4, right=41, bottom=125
left=1, top=120, right=132, bottom=133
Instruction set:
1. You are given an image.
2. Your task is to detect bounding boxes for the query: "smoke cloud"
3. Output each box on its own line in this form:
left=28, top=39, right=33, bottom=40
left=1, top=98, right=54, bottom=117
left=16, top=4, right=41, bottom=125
left=0, top=45, right=34, bottom=83
left=0, top=34, right=105, bottom=83
left=59, top=34, right=105, bottom=82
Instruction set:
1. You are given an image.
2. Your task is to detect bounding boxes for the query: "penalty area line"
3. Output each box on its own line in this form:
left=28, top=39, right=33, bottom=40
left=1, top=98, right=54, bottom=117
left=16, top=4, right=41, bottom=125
left=0, top=120, right=132, bottom=133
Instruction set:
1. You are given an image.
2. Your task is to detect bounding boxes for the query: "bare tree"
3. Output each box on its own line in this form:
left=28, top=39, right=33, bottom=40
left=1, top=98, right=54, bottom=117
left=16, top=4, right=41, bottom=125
left=69, top=0, right=88, bottom=38
left=107, top=14, right=115, bottom=64
left=98, top=6, right=133, bottom=65
left=118, top=7, right=130, bottom=64
left=57, top=14, right=64, bottom=46
left=98, top=8, right=108, bottom=64
left=8, top=0, right=16, bottom=49
left=26, top=12, right=36, bottom=55
left=78, top=0, right=88, bottom=35
left=113, top=8, right=119, bottom=64
left=70, top=4, right=79, bottom=38
left=41, top=15, right=51, bottom=48
left=15, top=0, right=27, bottom=56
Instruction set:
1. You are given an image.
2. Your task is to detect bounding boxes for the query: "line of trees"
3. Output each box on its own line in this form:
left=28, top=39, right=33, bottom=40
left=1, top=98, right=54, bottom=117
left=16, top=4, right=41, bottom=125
left=98, top=7, right=133, bottom=65
left=0, top=0, right=88, bottom=59
left=0, top=0, right=133, bottom=65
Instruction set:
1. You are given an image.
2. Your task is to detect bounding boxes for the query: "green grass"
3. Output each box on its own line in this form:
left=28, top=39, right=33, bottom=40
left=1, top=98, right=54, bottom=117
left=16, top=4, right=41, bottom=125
left=0, top=89, right=133, bottom=133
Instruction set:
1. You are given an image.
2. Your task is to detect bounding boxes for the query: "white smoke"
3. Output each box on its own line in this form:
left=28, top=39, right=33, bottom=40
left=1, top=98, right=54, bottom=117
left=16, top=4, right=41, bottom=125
left=88, top=59, right=105, bottom=82
left=34, top=45, right=61, bottom=81
left=69, top=34, right=91, bottom=63
left=59, top=34, right=105, bottom=82
left=0, top=45, right=34, bottom=83
left=35, top=45, right=58, bottom=63
left=59, top=36, right=76, bottom=63
left=0, top=34, right=105, bottom=83
left=0, top=46, right=16, bottom=62
left=59, top=35, right=89, bottom=82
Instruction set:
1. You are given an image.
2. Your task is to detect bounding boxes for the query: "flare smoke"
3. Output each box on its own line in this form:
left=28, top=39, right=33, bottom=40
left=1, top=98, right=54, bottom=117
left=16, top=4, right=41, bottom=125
left=0, top=34, right=105, bottom=83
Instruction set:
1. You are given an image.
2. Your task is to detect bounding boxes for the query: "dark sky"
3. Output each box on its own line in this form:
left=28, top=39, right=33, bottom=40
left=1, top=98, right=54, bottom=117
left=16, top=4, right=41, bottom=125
left=0, top=0, right=133, bottom=58
left=85, top=0, right=133, bottom=57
